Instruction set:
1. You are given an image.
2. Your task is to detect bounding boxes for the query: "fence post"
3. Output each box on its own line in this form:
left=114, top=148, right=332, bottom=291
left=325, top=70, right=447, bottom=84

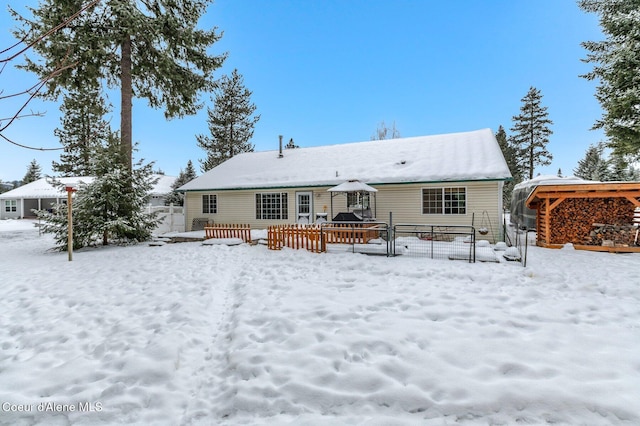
left=169, top=203, right=174, bottom=232
left=388, top=212, right=393, bottom=257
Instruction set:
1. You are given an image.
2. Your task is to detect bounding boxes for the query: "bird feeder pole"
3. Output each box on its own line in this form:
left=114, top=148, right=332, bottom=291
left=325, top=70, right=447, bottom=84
left=65, top=184, right=77, bottom=261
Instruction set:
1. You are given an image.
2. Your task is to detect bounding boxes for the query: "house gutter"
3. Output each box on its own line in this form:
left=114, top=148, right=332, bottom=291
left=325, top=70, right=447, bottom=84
left=179, top=177, right=512, bottom=193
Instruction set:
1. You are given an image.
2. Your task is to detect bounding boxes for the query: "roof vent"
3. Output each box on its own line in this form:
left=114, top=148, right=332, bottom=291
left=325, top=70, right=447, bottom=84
left=278, top=135, right=283, bottom=158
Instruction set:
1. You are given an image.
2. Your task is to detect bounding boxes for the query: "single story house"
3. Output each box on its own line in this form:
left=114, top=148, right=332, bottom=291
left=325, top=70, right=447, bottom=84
left=179, top=128, right=512, bottom=242
left=0, top=175, right=176, bottom=220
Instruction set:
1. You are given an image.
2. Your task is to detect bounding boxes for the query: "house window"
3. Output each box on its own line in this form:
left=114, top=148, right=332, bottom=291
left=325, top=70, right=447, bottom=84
left=202, top=194, right=217, bottom=214
left=347, top=192, right=369, bottom=209
left=4, top=200, right=17, bottom=213
left=422, top=187, right=466, bottom=214
left=256, top=193, right=288, bottom=220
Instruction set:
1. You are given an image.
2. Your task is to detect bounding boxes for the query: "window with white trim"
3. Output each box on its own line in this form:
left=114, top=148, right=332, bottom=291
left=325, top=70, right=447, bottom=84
left=4, top=200, right=17, bottom=213
left=256, top=192, right=288, bottom=220
left=422, top=187, right=466, bottom=214
left=202, top=194, right=217, bottom=214
left=347, top=192, right=370, bottom=209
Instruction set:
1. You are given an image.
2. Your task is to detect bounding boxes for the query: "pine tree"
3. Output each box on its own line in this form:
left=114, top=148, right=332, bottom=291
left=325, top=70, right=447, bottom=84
left=38, top=136, right=159, bottom=250
left=557, top=168, right=563, bottom=178
left=52, top=83, right=111, bottom=176
left=579, top=0, right=640, bottom=158
left=495, top=125, right=521, bottom=207
left=11, top=1, right=225, bottom=172
left=197, top=69, right=260, bottom=172
left=285, top=138, right=299, bottom=149
left=22, top=159, right=42, bottom=184
left=510, top=87, right=553, bottom=180
left=573, top=142, right=610, bottom=181
left=165, top=160, right=197, bottom=206
left=608, top=153, right=639, bottom=181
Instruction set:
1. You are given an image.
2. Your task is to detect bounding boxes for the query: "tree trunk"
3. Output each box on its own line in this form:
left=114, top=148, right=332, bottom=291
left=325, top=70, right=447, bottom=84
left=120, top=34, right=133, bottom=172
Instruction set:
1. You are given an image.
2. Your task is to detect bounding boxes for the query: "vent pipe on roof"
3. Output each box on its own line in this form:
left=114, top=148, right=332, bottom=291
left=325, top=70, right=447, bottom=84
left=278, top=135, right=283, bottom=158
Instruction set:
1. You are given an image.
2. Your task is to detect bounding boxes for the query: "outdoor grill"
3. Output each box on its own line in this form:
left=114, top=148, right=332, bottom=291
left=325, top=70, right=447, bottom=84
left=332, top=212, right=363, bottom=222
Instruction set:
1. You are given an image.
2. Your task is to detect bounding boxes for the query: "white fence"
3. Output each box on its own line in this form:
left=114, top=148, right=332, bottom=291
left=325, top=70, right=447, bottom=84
left=148, top=204, right=185, bottom=234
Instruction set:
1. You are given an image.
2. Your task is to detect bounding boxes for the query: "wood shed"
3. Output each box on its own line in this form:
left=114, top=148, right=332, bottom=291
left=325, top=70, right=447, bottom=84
left=525, top=181, right=640, bottom=252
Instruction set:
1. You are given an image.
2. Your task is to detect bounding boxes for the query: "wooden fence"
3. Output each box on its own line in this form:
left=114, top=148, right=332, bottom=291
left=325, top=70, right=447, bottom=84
left=204, top=224, right=252, bottom=243
left=267, top=222, right=386, bottom=253
left=322, top=222, right=381, bottom=244
left=268, top=224, right=324, bottom=253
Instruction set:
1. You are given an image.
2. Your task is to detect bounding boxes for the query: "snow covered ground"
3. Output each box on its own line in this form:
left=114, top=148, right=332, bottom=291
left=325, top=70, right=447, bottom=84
left=0, top=219, right=639, bottom=425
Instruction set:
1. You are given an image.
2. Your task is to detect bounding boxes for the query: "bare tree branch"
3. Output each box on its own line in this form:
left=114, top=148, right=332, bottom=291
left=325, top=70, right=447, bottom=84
left=0, top=0, right=99, bottom=150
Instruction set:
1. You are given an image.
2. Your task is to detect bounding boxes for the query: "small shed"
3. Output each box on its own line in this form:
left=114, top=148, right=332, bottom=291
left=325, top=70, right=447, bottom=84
left=525, top=180, right=640, bottom=252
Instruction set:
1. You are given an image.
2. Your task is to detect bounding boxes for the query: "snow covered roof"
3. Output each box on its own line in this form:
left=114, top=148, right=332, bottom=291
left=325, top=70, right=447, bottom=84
left=152, top=174, right=177, bottom=195
left=513, top=175, right=595, bottom=193
left=180, top=128, right=511, bottom=191
left=0, top=175, right=175, bottom=199
left=0, top=177, right=93, bottom=199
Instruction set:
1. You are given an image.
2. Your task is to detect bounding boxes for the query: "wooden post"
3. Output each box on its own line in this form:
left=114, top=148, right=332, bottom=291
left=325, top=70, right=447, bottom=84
left=65, top=185, right=77, bottom=261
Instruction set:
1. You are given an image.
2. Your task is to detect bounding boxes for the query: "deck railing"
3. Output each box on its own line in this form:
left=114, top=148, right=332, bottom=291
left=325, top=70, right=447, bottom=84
left=268, top=224, right=323, bottom=253
left=204, top=224, right=252, bottom=243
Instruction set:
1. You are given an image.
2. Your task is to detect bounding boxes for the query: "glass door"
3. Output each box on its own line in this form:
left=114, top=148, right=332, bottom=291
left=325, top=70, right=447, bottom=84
left=296, top=192, right=312, bottom=224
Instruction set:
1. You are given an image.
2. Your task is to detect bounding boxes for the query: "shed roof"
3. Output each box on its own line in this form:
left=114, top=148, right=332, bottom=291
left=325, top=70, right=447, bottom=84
left=180, top=128, right=512, bottom=191
left=526, top=181, right=640, bottom=209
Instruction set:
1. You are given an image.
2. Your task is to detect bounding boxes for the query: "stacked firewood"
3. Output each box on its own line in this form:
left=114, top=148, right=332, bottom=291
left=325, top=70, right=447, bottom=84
left=588, top=223, right=637, bottom=247
left=549, top=197, right=637, bottom=246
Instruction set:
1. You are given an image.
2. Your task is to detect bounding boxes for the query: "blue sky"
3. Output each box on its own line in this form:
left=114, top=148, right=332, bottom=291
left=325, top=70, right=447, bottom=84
left=1, top=0, right=604, bottom=182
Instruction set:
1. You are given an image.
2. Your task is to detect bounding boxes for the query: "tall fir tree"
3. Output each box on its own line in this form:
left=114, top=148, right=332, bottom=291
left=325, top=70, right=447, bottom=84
left=573, top=142, right=610, bottom=181
left=22, top=159, right=42, bottom=184
left=579, top=0, right=640, bottom=158
left=11, top=1, right=225, bottom=172
left=165, top=160, right=197, bottom=206
left=52, top=83, right=111, bottom=176
left=197, top=69, right=260, bottom=172
left=495, top=125, right=521, bottom=208
left=510, top=87, right=553, bottom=180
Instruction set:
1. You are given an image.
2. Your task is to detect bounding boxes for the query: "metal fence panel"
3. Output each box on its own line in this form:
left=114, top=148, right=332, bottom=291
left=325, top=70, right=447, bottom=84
left=392, top=224, right=476, bottom=262
left=320, top=221, right=390, bottom=255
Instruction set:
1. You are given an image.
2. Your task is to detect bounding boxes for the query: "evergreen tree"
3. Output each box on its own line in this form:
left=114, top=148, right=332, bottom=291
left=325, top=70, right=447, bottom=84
left=22, top=159, right=42, bottom=184
left=285, top=138, right=299, bottom=149
left=197, top=69, right=260, bottom=172
left=165, top=160, right=197, bottom=206
left=579, top=0, right=640, bottom=158
left=573, top=142, right=610, bottom=181
left=52, top=83, right=111, bottom=176
left=510, top=87, right=553, bottom=180
left=495, top=125, right=521, bottom=207
left=557, top=168, right=563, bottom=178
left=608, top=153, right=639, bottom=181
left=12, top=1, right=225, bottom=172
left=38, top=136, right=159, bottom=250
